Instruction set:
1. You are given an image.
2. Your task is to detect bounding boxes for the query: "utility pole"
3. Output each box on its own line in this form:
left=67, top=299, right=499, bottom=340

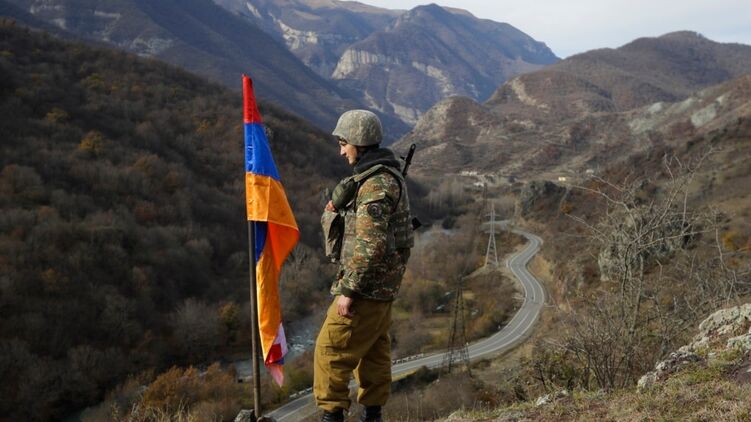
left=485, top=202, right=499, bottom=267
left=442, top=283, right=471, bottom=376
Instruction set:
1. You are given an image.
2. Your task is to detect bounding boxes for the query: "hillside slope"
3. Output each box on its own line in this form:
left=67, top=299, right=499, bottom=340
left=1, top=0, right=363, bottom=130
left=0, top=22, right=348, bottom=420
left=398, top=32, right=751, bottom=175
left=445, top=303, right=751, bottom=422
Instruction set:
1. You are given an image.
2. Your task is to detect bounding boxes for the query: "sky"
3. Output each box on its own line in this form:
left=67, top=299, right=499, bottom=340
left=359, top=0, right=751, bottom=58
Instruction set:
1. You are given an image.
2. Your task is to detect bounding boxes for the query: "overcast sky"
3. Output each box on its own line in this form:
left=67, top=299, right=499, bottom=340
left=359, top=0, right=751, bottom=58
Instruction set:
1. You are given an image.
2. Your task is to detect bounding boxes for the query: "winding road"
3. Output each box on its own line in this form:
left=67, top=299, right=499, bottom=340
left=268, top=227, right=545, bottom=421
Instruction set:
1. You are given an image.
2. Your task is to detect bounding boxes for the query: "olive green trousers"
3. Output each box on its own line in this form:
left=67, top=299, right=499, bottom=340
left=314, top=297, right=393, bottom=412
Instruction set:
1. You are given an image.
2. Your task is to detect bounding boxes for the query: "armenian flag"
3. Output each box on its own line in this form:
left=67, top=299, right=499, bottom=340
left=243, top=74, right=299, bottom=386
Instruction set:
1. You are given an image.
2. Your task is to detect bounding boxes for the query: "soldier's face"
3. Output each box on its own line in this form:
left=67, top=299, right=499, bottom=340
left=338, top=139, right=358, bottom=165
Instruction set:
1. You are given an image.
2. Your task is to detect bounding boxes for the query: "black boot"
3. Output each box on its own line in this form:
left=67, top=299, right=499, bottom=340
left=360, top=405, right=382, bottom=422
left=321, top=409, right=344, bottom=422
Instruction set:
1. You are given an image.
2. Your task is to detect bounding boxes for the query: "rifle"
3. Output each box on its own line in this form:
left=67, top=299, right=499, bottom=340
left=402, top=143, right=417, bottom=177
left=400, top=144, right=422, bottom=230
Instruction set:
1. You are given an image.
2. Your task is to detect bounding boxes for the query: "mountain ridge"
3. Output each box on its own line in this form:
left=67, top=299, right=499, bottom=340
left=332, top=3, right=558, bottom=125
left=212, top=0, right=557, bottom=133
left=1, top=0, right=364, bottom=130
left=398, top=31, right=751, bottom=175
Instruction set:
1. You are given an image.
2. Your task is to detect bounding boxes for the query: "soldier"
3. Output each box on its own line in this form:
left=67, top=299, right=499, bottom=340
left=315, top=110, right=414, bottom=422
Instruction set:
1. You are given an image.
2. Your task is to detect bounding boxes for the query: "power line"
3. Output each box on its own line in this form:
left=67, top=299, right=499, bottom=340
left=485, top=202, right=499, bottom=267
left=442, top=283, right=470, bottom=376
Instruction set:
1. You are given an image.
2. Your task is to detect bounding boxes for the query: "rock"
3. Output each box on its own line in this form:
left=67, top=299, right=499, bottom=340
left=534, top=394, right=551, bottom=407
left=687, top=303, right=751, bottom=351
left=234, top=410, right=253, bottom=422
left=698, top=304, right=751, bottom=336
left=637, top=371, right=657, bottom=391
left=638, top=303, right=750, bottom=390
left=637, top=350, right=703, bottom=391
left=727, top=334, right=751, bottom=352
left=534, top=389, right=569, bottom=406
left=597, top=207, right=689, bottom=282
left=654, top=350, right=703, bottom=376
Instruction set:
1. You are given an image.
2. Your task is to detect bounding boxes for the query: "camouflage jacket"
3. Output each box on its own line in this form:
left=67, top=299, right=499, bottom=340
left=329, top=149, right=413, bottom=301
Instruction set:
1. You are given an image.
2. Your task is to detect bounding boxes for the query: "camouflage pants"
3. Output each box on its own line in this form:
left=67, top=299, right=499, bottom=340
left=314, top=297, right=392, bottom=412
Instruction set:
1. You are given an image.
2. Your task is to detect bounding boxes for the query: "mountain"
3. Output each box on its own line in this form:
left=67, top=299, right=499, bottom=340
left=0, top=21, right=349, bottom=420
left=398, top=32, right=751, bottom=175
left=3, top=0, right=559, bottom=139
left=330, top=4, right=558, bottom=125
left=1, top=0, right=362, bottom=130
left=213, top=0, right=400, bottom=78
left=486, top=31, right=751, bottom=124
left=213, top=1, right=557, bottom=131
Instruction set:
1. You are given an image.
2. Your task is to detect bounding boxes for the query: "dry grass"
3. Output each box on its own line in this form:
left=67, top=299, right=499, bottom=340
left=446, top=353, right=751, bottom=422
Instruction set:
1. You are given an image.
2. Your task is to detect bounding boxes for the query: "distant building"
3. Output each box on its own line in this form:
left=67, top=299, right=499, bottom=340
left=585, top=169, right=595, bottom=175
left=460, top=170, right=479, bottom=176
left=558, top=176, right=568, bottom=182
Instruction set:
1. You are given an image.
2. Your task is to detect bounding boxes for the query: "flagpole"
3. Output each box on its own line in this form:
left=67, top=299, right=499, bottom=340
left=247, top=221, right=262, bottom=418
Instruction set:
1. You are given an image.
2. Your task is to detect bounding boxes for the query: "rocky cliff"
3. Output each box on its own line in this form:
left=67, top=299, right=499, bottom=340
left=332, top=4, right=557, bottom=126
left=214, top=0, right=400, bottom=78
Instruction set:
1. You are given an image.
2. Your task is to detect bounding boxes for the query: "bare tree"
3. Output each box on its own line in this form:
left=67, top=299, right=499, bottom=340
left=171, top=299, right=222, bottom=361
left=556, top=151, right=750, bottom=389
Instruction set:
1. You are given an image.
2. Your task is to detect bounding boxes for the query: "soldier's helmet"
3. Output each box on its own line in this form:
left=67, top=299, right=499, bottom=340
left=332, top=110, right=383, bottom=147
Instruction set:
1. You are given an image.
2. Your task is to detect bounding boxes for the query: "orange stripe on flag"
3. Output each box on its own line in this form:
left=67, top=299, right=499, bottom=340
left=256, top=248, right=281, bottom=361
left=245, top=172, right=299, bottom=376
left=245, top=173, right=298, bottom=231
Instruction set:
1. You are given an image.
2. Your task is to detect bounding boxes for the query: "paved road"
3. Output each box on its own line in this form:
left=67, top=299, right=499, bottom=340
left=268, top=227, right=545, bottom=421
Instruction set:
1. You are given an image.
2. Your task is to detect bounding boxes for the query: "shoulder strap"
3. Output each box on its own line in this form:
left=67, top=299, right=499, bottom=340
left=353, top=164, right=385, bottom=183
left=353, top=164, right=404, bottom=209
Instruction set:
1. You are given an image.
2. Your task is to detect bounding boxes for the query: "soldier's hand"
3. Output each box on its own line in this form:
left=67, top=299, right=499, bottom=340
left=337, top=295, right=354, bottom=318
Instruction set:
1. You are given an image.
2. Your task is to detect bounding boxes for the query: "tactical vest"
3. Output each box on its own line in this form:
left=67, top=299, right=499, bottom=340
left=322, top=164, right=413, bottom=265
left=338, top=165, right=414, bottom=267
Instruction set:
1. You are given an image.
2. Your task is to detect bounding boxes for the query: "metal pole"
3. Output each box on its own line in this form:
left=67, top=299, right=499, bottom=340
left=247, top=221, right=262, bottom=418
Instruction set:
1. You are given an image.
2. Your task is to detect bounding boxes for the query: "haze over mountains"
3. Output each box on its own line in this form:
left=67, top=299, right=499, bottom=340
left=2, top=0, right=557, bottom=138
left=397, top=31, right=751, bottom=176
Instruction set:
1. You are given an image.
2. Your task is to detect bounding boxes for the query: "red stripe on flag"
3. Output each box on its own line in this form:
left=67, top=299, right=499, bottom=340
left=267, top=343, right=283, bottom=364
left=242, top=75, right=262, bottom=124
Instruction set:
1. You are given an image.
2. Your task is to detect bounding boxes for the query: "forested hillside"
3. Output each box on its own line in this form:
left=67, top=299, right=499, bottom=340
left=0, top=21, right=349, bottom=420
left=0, top=0, right=365, bottom=131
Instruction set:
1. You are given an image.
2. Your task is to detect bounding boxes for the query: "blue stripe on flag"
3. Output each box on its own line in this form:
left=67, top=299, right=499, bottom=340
left=254, top=221, right=268, bottom=262
left=245, top=123, right=280, bottom=180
